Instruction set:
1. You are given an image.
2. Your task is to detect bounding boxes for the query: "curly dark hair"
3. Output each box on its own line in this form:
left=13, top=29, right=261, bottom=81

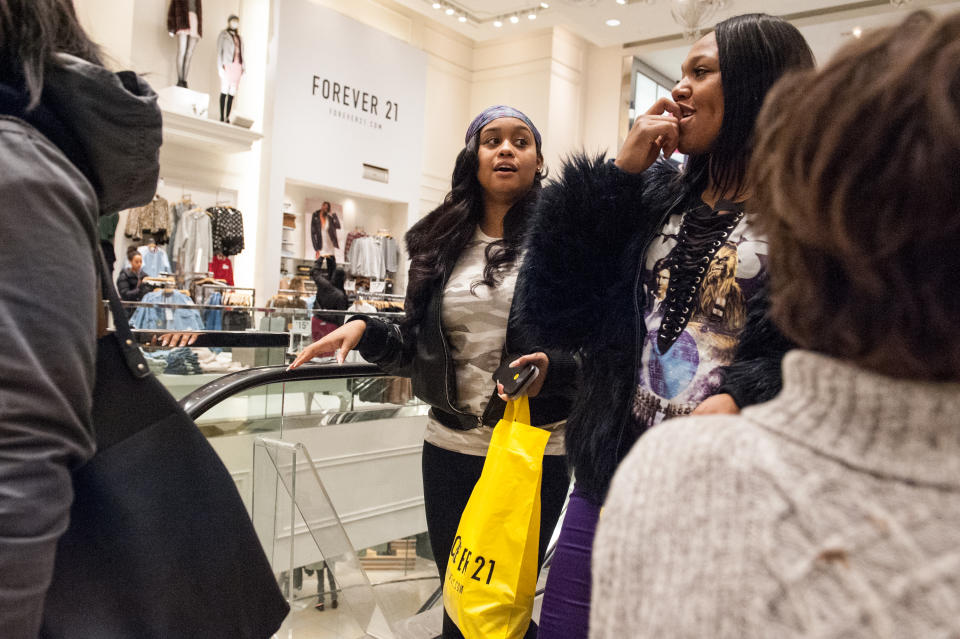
left=751, top=10, right=960, bottom=380
left=403, top=133, right=544, bottom=328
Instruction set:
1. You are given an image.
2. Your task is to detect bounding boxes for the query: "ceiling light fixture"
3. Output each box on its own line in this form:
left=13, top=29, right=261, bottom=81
left=432, top=2, right=441, bottom=8
left=606, top=18, right=621, bottom=26
left=540, top=2, right=550, bottom=7
left=616, top=0, right=626, bottom=4
left=494, top=19, right=503, bottom=27
left=459, top=14, right=467, bottom=22
left=669, top=0, right=726, bottom=41
left=445, top=7, right=455, bottom=15
left=529, top=11, right=537, bottom=19
left=851, top=26, right=863, bottom=38
left=510, top=14, right=520, bottom=24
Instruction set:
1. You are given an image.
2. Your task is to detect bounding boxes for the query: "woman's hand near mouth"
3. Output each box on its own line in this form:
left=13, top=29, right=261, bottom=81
left=615, top=97, right=683, bottom=174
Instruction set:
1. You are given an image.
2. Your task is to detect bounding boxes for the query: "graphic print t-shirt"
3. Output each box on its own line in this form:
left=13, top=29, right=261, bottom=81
left=633, top=205, right=768, bottom=430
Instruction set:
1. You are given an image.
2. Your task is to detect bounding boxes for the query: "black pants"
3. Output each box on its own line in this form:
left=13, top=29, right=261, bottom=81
left=422, top=441, right=570, bottom=639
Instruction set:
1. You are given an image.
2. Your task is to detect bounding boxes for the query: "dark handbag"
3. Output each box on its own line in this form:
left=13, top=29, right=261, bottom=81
left=40, top=254, right=289, bottom=638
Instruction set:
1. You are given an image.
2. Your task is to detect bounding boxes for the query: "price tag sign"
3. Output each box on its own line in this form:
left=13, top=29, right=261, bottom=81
left=292, top=319, right=311, bottom=336
left=370, top=280, right=386, bottom=293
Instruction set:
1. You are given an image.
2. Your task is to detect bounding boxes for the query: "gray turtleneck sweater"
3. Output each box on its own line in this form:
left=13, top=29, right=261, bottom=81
left=591, top=350, right=960, bottom=638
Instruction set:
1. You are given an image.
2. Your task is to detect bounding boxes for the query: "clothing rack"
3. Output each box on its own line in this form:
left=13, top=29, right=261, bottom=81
left=199, top=284, right=255, bottom=307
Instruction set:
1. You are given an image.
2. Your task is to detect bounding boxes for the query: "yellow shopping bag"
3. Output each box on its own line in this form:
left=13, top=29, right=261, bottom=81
left=442, top=396, right=550, bottom=639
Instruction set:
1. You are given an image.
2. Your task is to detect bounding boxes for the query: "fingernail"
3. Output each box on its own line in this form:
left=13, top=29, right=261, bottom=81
left=509, top=360, right=519, bottom=368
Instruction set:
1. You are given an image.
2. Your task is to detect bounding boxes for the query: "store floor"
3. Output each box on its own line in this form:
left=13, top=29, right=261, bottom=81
left=276, top=557, right=441, bottom=639
left=274, top=554, right=553, bottom=638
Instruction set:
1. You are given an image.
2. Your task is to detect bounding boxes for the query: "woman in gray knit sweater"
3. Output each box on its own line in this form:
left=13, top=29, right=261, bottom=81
left=591, top=10, right=960, bottom=638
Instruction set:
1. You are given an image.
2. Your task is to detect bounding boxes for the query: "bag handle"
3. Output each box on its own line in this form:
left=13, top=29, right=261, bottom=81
left=503, top=395, right=531, bottom=426
left=96, top=248, right=151, bottom=379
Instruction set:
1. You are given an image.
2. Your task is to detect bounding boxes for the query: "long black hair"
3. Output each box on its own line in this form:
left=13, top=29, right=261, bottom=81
left=0, top=0, right=103, bottom=107
left=683, top=13, right=814, bottom=199
left=404, top=134, right=544, bottom=328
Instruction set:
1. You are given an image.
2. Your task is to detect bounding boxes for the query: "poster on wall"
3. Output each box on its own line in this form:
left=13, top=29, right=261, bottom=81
left=270, top=0, right=427, bottom=198
left=305, top=198, right=345, bottom=262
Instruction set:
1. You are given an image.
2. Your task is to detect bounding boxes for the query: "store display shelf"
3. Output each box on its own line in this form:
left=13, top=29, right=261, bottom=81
left=162, top=108, right=263, bottom=153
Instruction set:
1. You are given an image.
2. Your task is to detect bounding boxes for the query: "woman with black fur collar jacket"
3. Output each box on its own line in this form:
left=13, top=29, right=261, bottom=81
left=514, top=14, right=813, bottom=639
left=291, top=106, right=577, bottom=639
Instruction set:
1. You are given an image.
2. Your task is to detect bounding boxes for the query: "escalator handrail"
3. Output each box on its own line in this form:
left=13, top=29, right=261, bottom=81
left=181, top=363, right=387, bottom=419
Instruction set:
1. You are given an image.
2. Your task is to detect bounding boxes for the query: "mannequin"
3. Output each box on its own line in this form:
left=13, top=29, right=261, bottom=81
left=167, top=0, right=203, bottom=88
left=216, top=14, right=244, bottom=122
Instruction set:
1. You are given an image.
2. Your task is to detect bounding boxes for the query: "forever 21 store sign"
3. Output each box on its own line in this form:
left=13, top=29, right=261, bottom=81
left=312, top=75, right=399, bottom=130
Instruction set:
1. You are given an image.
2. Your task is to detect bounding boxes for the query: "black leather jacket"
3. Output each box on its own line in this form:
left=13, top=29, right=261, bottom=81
left=354, top=273, right=578, bottom=430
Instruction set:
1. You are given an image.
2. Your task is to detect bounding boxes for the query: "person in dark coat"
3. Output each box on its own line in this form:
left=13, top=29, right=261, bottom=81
left=116, top=251, right=148, bottom=302
left=513, top=14, right=814, bottom=639
left=0, top=1, right=162, bottom=634
left=309, top=264, right=349, bottom=346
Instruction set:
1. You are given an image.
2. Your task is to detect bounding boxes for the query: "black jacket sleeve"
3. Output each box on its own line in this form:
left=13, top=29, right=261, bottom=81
left=116, top=271, right=141, bottom=301
left=310, top=211, right=322, bottom=252
left=353, top=315, right=415, bottom=378
left=537, top=348, right=579, bottom=400
left=513, top=153, right=659, bottom=353
left=716, top=284, right=793, bottom=407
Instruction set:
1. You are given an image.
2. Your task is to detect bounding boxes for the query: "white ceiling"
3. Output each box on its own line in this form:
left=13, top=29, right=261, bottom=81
left=394, top=0, right=960, bottom=79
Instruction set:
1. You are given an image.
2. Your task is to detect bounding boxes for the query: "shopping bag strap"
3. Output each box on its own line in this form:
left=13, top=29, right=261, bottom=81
left=96, top=247, right=151, bottom=379
left=503, top=395, right=531, bottom=426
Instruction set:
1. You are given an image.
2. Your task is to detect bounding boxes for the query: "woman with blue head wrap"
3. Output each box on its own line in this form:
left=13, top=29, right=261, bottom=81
left=292, top=106, right=577, bottom=638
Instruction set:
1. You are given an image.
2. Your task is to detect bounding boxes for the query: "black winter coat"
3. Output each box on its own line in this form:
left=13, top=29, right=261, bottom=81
left=512, top=154, right=792, bottom=503
left=355, top=253, right=578, bottom=432
left=116, top=267, right=147, bottom=302
left=309, top=263, right=348, bottom=325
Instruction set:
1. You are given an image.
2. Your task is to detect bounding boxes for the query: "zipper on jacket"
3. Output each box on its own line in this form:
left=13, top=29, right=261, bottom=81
left=435, top=274, right=483, bottom=428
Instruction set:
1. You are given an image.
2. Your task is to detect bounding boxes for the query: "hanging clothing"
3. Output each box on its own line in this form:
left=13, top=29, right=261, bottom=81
left=208, top=206, right=244, bottom=256
left=174, top=208, right=213, bottom=274
left=344, top=230, right=366, bottom=262
left=208, top=255, right=234, bottom=285
left=138, top=244, right=172, bottom=277
left=167, top=200, right=193, bottom=267
left=381, top=235, right=399, bottom=274
left=129, top=290, right=204, bottom=330
left=123, top=195, right=170, bottom=243
left=203, top=290, right=223, bottom=331
left=347, top=235, right=385, bottom=279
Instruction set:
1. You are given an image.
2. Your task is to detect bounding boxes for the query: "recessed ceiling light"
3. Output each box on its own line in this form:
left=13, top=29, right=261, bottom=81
left=445, top=7, right=454, bottom=15
left=606, top=19, right=621, bottom=27
left=616, top=0, right=626, bottom=4
left=852, top=26, right=863, bottom=38
left=540, top=2, right=550, bottom=7
left=459, top=14, right=467, bottom=22
left=493, top=19, right=503, bottom=27
left=432, top=2, right=441, bottom=8
left=528, top=12, right=537, bottom=20
left=510, top=15, right=520, bottom=24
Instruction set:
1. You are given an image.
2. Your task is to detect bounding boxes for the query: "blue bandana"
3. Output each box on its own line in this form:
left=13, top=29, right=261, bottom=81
left=464, top=105, right=541, bottom=151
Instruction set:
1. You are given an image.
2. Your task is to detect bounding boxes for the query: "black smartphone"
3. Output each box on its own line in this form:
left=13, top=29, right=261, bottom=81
left=494, top=361, right=539, bottom=397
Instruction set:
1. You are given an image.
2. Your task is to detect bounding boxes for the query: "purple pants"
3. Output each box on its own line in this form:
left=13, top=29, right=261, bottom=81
left=537, top=484, right=601, bottom=639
